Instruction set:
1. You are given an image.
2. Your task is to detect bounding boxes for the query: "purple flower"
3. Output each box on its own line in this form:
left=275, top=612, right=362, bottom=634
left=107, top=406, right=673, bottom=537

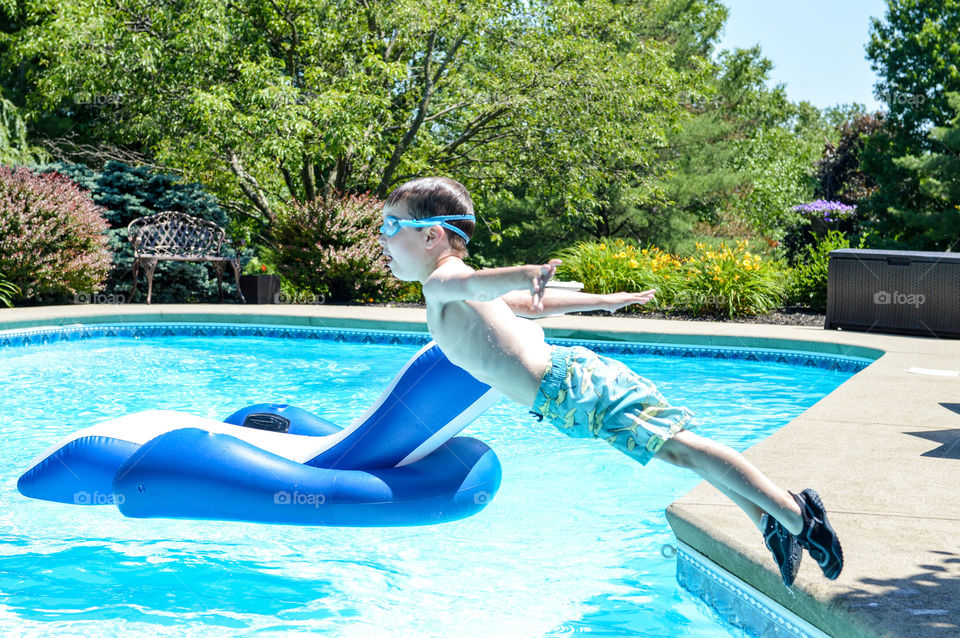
left=792, top=200, right=857, bottom=221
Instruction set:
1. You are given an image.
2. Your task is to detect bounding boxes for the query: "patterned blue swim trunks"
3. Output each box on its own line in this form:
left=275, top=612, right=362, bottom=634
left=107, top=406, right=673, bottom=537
left=531, top=345, right=695, bottom=465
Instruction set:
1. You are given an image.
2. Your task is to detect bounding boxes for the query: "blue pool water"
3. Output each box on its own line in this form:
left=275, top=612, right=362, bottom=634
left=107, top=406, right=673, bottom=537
left=0, top=326, right=867, bottom=637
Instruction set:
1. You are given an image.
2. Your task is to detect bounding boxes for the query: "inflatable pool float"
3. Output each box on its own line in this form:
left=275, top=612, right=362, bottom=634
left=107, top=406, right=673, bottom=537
left=17, top=342, right=503, bottom=526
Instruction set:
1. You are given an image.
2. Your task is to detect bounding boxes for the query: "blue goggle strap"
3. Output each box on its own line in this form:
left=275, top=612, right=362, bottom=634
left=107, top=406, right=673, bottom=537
left=392, top=215, right=474, bottom=243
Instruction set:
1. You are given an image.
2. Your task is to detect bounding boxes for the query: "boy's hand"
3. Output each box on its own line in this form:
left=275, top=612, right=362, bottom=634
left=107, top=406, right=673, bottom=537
left=530, top=259, right=562, bottom=312
left=601, top=290, right=656, bottom=313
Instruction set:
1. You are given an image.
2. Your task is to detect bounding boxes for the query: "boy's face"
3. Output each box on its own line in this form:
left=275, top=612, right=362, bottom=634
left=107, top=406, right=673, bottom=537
left=379, top=202, right=426, bottom=281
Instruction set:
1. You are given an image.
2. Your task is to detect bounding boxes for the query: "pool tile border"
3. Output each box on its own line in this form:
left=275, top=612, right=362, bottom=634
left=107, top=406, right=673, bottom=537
left=553, top=336, right=870, bottom=373
left=677, top=542, right=829, bottom=638
left=0, top=322, right=872, bottom=373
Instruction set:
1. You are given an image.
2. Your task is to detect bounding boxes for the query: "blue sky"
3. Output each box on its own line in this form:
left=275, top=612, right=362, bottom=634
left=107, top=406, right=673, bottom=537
left=715, top=0, right=889, bottom=111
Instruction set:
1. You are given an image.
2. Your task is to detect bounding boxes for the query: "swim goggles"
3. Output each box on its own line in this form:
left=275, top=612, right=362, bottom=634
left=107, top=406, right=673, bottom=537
left=379, top=215, right=474, bottom=243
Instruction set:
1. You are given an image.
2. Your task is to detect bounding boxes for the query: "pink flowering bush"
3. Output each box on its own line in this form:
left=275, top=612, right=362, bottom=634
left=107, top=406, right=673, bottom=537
left=273, top=194, right=399, bottom=302
left=0, top=166, right=111, bottom=300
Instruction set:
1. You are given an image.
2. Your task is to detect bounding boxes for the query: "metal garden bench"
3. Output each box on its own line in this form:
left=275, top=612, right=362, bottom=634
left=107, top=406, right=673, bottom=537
left=127, top=211, right=245, bottom=304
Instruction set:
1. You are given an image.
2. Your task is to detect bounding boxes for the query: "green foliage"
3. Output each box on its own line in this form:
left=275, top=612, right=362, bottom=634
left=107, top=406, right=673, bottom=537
left=272, top=194, right=399, bottom=303
left=860, top=2, right=960, bottom=250
left=785, top=230, right=855, bottom=311
left=242, top=256, right=277, bottom=276
left=886, top=92, right=960, bottom=249
left=867, top=0, right=960, bottom=153
left=0, top=97, right=47, bottom=165
left=0, top=273, right=19, bottom=307
left=37, top=161, right=246, bottom=302
left=677, top=240, right=784, bottom=316
left=556, top=239, right=783, bottom=317
left=728, top=125, right=819, bottom=239
left=18, top=0, right=699, bottom=235
left=645, top=0, right=728, bottom=68
left=660, top=47, right=824, bottom=241
left=556, top=240, right=684, bottom=307
left=474, top=41, right=830, bottom=264
left=0, top=166, right=111, bottom=300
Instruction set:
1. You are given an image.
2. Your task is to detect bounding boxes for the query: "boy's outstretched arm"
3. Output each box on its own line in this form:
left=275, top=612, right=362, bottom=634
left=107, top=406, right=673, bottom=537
left=423, top=259, right=562, bottom=311
left=501, top=288, right=656, bottom=318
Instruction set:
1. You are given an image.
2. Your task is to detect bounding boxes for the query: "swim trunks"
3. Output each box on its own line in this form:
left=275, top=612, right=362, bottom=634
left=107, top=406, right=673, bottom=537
left=531, top=345, right=695, bottom=465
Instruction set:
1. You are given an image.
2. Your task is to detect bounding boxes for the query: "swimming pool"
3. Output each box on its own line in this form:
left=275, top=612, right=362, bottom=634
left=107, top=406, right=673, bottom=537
left=0, top=324, right=869, bottom=637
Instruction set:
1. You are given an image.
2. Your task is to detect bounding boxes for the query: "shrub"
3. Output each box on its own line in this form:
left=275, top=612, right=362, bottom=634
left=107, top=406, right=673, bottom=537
left=0, top=166, right=111, bottom=300
left=676, top=241, right=784, bottom=316
left=556, top=239, right=684, bottom=307
left=273, top=194, right=399, bottom=302
left=786, top=230, right=855, bottom=311
left=555, top=239, right=784, bottom=317
left=37, top=161, right=246, bottom=303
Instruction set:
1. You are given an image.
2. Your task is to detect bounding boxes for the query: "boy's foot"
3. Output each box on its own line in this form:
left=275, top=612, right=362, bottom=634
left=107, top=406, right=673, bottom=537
left=792, top=489, right=844, bottom=580
left=762, top=513, right=802, bottom=587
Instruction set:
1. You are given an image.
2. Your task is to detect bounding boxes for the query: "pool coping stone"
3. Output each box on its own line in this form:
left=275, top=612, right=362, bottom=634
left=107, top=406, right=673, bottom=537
left=2, top=303, right=958, bottom=638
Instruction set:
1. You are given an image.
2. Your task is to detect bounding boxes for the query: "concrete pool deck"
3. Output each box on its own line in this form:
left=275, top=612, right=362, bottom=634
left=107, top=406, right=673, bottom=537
left=2, top=303, right=959, bottom=637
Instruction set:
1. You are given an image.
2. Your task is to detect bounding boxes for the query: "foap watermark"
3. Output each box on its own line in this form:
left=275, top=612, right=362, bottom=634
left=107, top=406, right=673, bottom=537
left=273, top=490, right=326, bottom=507
left=881, top=90, right=927, bottom=107
left=74, top=92, right=123, bottom=106
left=74, top=291, right=126, bottom=304
left=874, top=290, right=925, bottom=308
left=273, top=290, right=325, bottom=305
left=473, top=491, right=491, bottom=505
left=74, top=490, right=124, bottom=505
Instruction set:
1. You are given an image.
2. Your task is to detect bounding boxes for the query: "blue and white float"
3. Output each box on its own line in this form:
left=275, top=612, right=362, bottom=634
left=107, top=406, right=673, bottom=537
left=18, top=343, right=503, bottom=526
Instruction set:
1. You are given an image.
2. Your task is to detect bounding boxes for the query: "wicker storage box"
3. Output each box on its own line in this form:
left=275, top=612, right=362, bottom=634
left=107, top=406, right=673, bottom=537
left=825, top=249, right=960, bottom=338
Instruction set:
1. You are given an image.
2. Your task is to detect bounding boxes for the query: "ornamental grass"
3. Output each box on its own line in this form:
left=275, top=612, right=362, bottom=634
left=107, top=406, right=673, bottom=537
left=678, top=241, right=784, bottom=316
left=555, top=239, right=684, bottom=308
left=555, top=239, right=785, bottom=317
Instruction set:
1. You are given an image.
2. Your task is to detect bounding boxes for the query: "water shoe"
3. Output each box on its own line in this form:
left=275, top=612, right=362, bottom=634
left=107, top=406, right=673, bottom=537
left=792, top=489, right=844, bottom=580
left=762, top=513, right=802, bottom=587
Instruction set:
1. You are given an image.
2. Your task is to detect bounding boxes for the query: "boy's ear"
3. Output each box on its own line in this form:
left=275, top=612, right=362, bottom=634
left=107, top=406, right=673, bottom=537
left=424, top=224, right=444, bottom=247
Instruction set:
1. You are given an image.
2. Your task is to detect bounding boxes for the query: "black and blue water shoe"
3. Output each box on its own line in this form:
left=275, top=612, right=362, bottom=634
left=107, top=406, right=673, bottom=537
left=762, top=513, right=802, bottom=587
left=793, top=489, right=844, bottom=580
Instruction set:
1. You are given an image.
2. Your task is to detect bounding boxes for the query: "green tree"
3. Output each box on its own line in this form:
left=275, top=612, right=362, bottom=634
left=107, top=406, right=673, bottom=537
left=867, top=0, right=960, bottom=152
left=0, top=97, right=46, bottom=164
left=659, top=46, right=827, bottom=242
left=18, top=0, right=696, bottom=234
left=466, top=0, right=724, bottom=263
left=0, top=1, right=80, bottom=164
left=862, top=0, right=960, bottom=248
left=888, top=92, right=960, bottom=248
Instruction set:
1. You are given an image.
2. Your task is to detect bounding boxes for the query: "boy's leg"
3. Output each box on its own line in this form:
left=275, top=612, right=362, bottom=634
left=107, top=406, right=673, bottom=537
left=655, top=430, right=803, bottom=535
left=656, top=430, right=808, bottom=586
left=696, top=474, right=765, bottom=530
left=656, top=430, right=843, bottom=582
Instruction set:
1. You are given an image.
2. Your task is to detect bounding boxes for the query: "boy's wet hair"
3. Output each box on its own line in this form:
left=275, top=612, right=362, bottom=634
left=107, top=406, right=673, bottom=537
left=385, top=177, right=475, bottom=254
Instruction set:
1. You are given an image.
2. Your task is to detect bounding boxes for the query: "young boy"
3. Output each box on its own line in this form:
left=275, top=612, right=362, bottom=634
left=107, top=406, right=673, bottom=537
left=379, top=176, right=843, bottom=587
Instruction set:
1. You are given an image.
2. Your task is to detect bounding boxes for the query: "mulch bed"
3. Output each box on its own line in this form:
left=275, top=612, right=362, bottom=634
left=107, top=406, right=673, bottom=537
left=621, top=308, right=826, bottom=327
